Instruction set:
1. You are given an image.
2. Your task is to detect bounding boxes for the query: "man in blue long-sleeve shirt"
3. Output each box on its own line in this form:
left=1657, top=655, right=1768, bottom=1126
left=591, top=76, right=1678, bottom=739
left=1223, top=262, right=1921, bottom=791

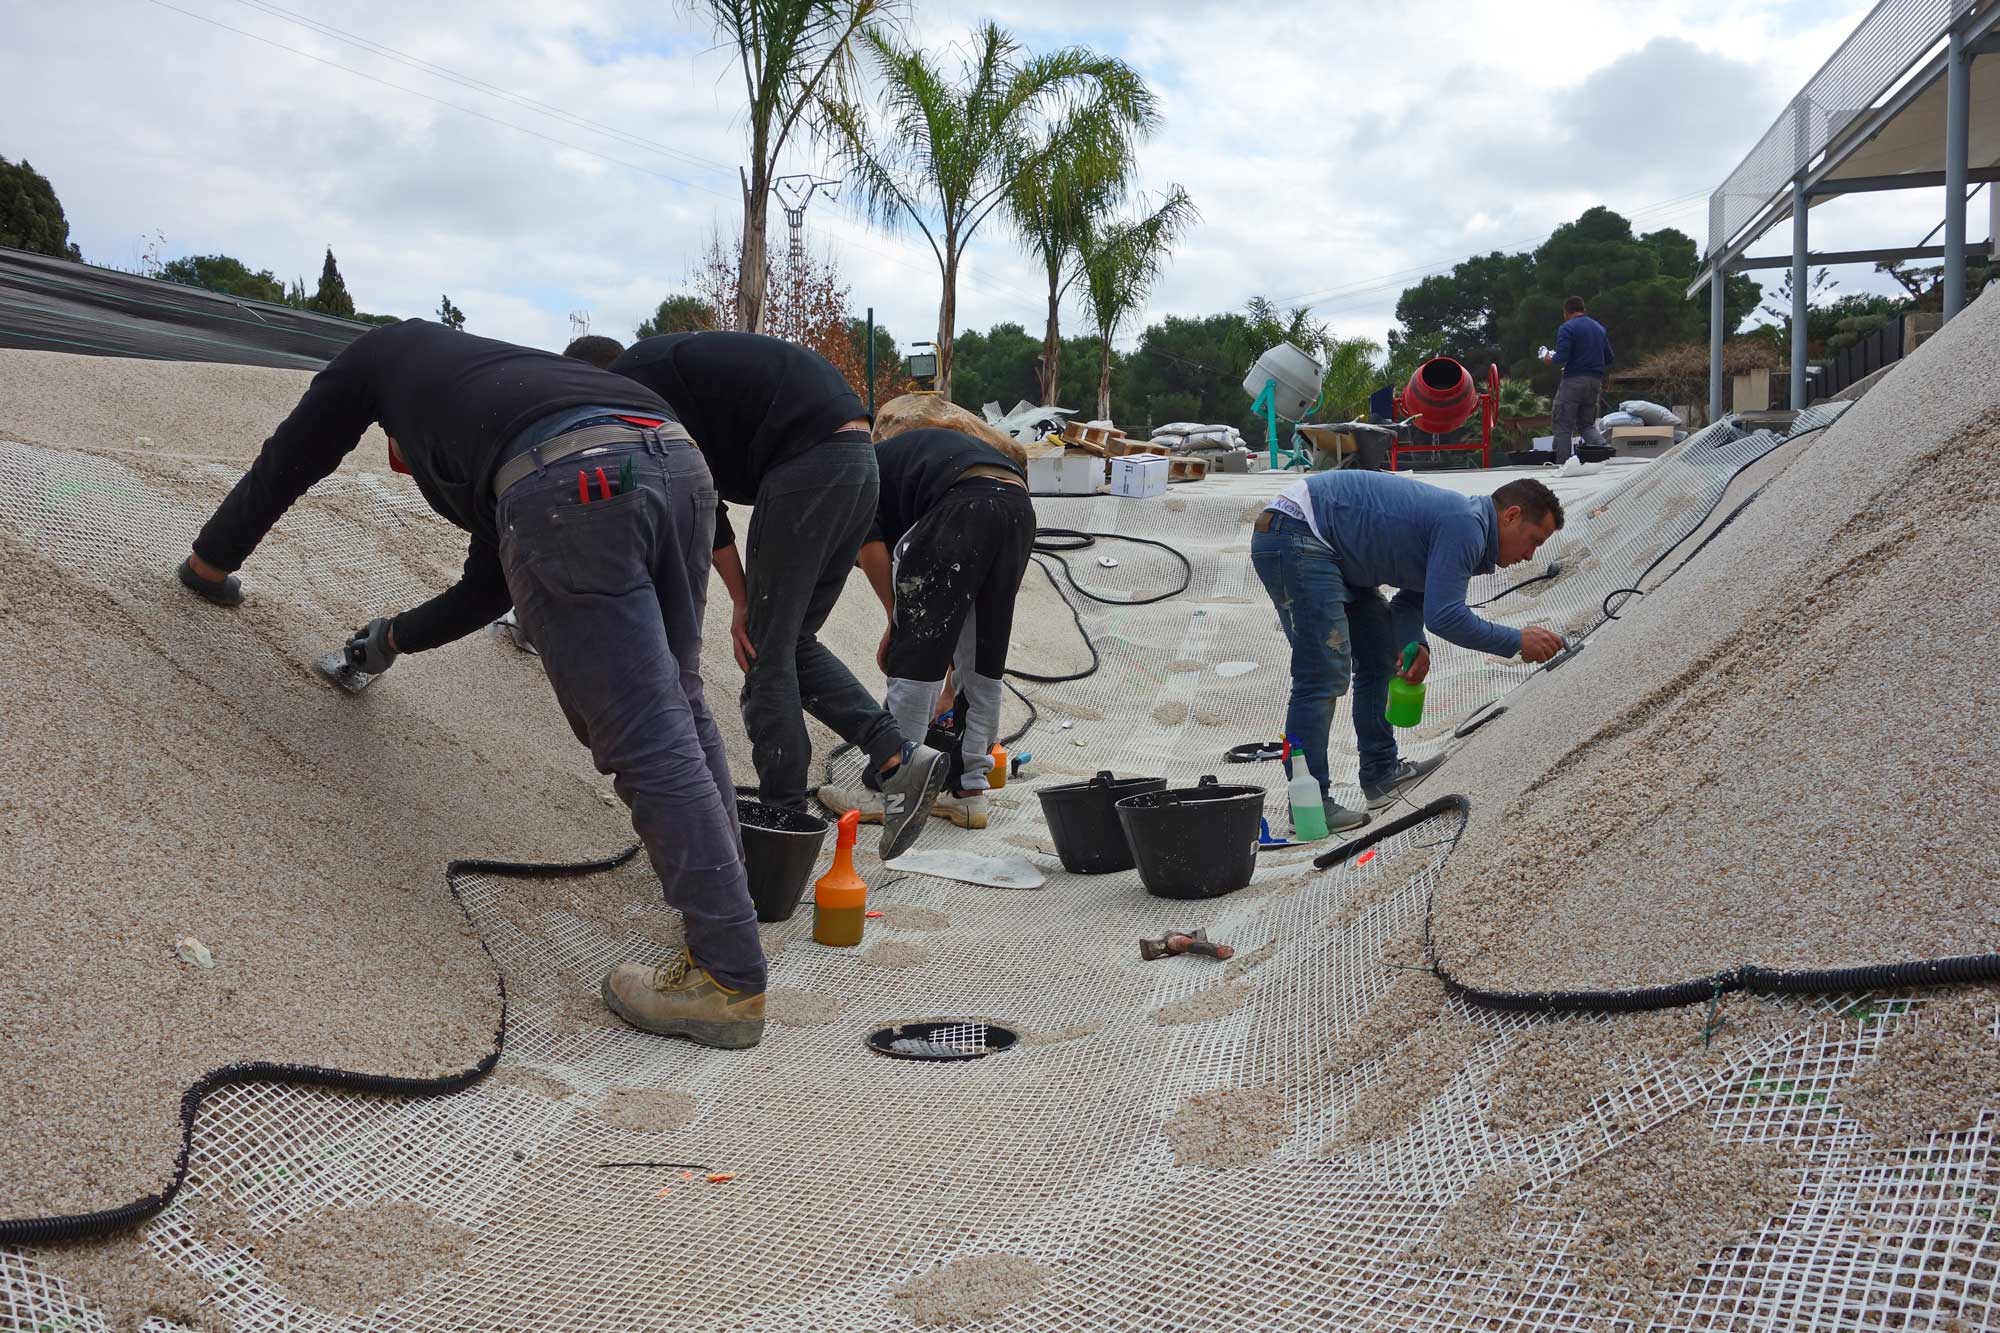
left=1252, top=473, right=1566, bottom=831
left=1544, top=295, right=1614, bottom=458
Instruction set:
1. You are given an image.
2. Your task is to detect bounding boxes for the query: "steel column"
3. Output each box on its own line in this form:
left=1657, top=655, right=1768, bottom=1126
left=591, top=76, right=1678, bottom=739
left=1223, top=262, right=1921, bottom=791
left=1791, top=179, right=1809, bottom=408
left=1945, top=25, right=1970, bottom=319
left=1709, top=271, right=1726, bottom=424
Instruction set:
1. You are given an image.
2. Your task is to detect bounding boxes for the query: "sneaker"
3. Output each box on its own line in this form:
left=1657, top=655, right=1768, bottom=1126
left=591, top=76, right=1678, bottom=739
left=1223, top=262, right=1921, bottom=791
left=600, top=952, right=765, bottom=1049
left=932, top=789, right=990, bottom=829
left=877, top=742, right=948, bottom=860
left=816, top=784, right=885, bottom=823
left=177, top=557, right=243, bottom=607
left=1360, top=755, right=1446, bottom=810
left=1322, top=798, right=1370, bottom=834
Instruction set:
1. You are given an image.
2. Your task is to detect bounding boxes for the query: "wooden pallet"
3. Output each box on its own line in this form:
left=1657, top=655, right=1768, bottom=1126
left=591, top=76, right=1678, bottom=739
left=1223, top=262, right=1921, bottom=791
left=1060, top=421, right=1126, bottom=456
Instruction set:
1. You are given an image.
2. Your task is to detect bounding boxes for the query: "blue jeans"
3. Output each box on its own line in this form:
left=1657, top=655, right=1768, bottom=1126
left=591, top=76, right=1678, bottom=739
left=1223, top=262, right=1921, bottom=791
left=1250, top=511, right=1401, bottom=794
left=497, top=430, right=764, bottom=993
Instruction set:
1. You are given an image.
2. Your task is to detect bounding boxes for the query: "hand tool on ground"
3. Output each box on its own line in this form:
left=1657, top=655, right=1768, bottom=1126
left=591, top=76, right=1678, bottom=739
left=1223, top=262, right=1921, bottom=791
left=1139, top=928, right=1235, bottom=962
left=313, top=617, right=394, bottom=694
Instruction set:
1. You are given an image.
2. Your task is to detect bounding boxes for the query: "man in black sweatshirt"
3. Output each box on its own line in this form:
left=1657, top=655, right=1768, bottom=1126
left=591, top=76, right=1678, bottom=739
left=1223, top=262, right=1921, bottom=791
left=817, top=428, right=1034, bottom=832
left=177, top=319, right=767, bottom=1050
left=586, top=332, right=947, bottom=860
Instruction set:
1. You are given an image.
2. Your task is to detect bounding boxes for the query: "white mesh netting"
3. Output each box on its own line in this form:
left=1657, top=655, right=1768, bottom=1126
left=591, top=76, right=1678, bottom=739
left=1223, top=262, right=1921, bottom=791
left=6, top=409, right=1997, bottom=1332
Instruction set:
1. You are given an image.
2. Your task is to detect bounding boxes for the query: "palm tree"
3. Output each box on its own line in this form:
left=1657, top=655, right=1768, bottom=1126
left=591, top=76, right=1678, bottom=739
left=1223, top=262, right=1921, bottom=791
left=1078, top=187, right=1198, bottom=420
left=1316, top=336, right=1385, bottom=421
left=690, top=0, right=896, bottom=334
left=823, top=21, right=1156, bottom=400
left=1010, top=100, right=1139, bottom=406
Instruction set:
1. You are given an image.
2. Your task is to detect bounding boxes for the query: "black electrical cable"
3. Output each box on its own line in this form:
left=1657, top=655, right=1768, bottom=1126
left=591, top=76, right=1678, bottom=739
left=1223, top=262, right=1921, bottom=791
left=1468, top=563, right=1562, bottom=608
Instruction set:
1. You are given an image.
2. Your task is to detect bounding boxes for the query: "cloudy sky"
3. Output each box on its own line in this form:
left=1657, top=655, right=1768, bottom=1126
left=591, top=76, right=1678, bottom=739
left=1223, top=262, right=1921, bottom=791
left=6, top=0, right=1963, bottom=359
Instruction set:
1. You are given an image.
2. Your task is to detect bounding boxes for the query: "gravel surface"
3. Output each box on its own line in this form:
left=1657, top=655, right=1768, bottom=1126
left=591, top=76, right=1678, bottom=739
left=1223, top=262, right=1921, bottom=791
left=1320, top=1018, right=1485, bottom=1152
left=1554, top=1113, right=1794, bottom=1320
left=213, top=1199, right=477, bottom=1316
left=595, top=1088, right=699, bottom=1134
left=766, top=986, right=845, bottom=1026
left=865, top=940, right=933, bottom=969
left=32, top=1235, right=223, bottom=1332
left=889, top=1253, right=1049, bottom=1326
left=1153, top=980, right=1250, bottom=1026
left=1429, top=288, right=2000, bottom=994
left=1837, top=986, right=2000, bottom=1145
left=1164, top=1086, right=1288, bottom=1167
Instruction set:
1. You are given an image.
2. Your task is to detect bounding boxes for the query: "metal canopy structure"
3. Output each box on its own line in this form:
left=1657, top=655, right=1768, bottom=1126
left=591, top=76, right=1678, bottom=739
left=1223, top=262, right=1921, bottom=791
left=1689, top=0, right=2000, bottom=419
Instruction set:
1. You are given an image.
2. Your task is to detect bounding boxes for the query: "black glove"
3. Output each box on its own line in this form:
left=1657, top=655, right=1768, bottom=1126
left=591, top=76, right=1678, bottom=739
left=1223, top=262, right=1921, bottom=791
left=344, top=617, right=398, bottom=675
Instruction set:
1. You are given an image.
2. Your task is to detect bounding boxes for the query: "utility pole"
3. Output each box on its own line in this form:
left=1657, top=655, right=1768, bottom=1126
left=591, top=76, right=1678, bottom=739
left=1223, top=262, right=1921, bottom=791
left=772, top=175, right=841, bottom=269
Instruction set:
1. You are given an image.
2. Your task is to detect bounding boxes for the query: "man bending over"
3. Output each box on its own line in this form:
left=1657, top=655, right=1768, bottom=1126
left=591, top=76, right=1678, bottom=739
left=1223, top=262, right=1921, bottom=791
left=1251, top=473, right=1566, bottom=832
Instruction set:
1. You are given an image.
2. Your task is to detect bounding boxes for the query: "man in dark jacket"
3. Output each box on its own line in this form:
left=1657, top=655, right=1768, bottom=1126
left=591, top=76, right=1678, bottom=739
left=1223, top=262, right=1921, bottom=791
left=817, top=428, right=1035, bottom=832
left=585, top=332, right=947, bottom=861
left=1544, top=295, right=1614, bottom=458
left=177, top=319, right=767, bottom=1050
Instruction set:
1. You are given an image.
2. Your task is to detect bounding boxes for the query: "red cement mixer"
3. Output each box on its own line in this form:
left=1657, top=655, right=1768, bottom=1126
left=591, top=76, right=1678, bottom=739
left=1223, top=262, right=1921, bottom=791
left=1390, top=358, right=1500, bottom=470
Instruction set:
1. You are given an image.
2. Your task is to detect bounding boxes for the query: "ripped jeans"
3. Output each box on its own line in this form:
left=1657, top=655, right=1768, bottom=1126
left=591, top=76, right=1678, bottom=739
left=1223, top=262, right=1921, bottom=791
left=1249, top=510, right=1402, bottom=796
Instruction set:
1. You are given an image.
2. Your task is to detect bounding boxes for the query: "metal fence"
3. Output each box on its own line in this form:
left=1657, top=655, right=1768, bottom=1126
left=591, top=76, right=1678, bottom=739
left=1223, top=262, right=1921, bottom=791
left=1708, top=0, right=1976, bottom=259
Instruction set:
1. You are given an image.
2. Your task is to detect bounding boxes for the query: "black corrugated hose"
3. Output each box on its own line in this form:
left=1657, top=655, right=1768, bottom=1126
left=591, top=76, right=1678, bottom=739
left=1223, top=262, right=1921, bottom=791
left=0, top=847, right=641, bottom=1246
left=1314, top=796, right=2000, bottom=1016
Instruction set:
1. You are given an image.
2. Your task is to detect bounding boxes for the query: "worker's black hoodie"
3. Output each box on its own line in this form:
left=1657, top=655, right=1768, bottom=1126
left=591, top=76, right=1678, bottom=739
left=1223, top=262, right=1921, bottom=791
left=192, top=319, right=673, bottom=652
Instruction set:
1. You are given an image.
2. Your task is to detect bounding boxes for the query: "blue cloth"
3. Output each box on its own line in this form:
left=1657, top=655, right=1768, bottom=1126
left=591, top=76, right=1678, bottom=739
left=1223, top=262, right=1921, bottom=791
left=1250, top=513, right=1401, bottom=793
left=1292, top=470, right=1522, bottom=658
left=1552, top=315, right=1613, bottom=378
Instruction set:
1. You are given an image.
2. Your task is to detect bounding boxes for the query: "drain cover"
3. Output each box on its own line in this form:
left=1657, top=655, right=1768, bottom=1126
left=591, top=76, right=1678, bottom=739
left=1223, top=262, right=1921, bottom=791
left=867, top=1020, right=1018, bottom=1061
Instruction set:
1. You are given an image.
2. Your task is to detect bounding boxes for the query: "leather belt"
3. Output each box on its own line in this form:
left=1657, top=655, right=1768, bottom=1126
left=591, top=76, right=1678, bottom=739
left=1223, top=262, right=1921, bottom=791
left=491, top=421, right=692, bottom=500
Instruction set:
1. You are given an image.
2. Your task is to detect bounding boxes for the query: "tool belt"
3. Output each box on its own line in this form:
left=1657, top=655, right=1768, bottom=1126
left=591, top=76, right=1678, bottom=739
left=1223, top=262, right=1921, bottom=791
left=491, top=421, right=693, bottom=501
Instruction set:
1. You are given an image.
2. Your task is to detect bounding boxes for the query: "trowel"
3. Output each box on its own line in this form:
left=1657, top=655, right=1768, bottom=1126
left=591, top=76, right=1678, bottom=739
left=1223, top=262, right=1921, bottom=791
left=311, top=645, right=375, bottom=694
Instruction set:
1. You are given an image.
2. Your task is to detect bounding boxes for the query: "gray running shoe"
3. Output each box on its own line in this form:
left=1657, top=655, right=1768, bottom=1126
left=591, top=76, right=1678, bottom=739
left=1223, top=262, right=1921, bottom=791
left=1361, top=755, right=1446, bottom=810
left=1322, top=798, right=1370, bottom=834
left=878, top=742, right=949, bottom=861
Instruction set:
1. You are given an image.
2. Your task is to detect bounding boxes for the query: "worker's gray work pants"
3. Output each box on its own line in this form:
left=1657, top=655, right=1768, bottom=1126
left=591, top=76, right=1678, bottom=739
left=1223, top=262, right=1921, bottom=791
left=1551, top=374, right=1606, bottom=455
left=497, top=431, right=764, bottom=993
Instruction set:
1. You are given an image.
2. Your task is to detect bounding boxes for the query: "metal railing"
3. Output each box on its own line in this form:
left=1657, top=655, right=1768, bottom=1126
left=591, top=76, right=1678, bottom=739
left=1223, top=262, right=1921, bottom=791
left=1708, top=0, right=1975, bottom=258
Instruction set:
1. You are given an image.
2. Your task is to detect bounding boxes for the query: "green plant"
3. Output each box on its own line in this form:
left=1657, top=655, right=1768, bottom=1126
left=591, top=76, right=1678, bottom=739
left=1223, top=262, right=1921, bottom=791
left=1078, top=186, right=1198, bottom=420
left=688, top=0, right=894, bottom=333
left=823, top=20, right=1156, bottom=400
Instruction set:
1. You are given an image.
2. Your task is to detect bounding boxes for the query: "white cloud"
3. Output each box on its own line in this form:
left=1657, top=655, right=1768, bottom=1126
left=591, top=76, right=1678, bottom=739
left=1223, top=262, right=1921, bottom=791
left=4, top=0, right=1938, bottom=365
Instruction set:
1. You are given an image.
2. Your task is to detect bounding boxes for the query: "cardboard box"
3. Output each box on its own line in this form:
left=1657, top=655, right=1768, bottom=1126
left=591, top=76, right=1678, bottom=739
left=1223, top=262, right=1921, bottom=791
left=1108, top=454, right=1169, bottom=498
left=1026, top=452, right=1101, bottom=495
left=1609, top=425, right=1675, bottom=445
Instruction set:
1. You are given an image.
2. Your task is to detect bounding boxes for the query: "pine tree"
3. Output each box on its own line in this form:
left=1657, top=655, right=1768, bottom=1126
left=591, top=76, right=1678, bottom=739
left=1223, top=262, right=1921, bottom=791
left=307, top=247, right=356, bottom=318
left=437, top=294, right=466, bottom=331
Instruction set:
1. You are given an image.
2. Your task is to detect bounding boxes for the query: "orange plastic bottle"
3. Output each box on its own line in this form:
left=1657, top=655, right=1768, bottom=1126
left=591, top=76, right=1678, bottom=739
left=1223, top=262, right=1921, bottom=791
left=813, top=810, right=868, bottom=947
left=988, top=744, right=1008, bottom=790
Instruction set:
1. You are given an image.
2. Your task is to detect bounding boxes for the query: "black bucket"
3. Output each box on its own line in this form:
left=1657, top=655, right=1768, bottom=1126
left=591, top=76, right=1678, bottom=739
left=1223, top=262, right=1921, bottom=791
left=738, top=799, right=829, bottom=922
left=1037, top=771, right=1168, bottom=874
left=1114, top=775, right=1265, bottom=900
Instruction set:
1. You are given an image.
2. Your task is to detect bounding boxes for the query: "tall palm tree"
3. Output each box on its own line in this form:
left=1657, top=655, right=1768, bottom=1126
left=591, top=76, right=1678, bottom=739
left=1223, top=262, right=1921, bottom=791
left=822, top=21, right=1156, bottom=401
left=691, top=0, right=897, bottom=334
left=1079, top=187, right=1198, bottom=421
left=1010, top=100, right=1139, bottom=406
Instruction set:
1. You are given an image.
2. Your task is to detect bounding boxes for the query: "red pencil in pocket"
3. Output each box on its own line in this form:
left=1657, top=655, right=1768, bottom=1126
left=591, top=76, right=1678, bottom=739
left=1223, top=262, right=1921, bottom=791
left=577, top=470, right=589, bottom=504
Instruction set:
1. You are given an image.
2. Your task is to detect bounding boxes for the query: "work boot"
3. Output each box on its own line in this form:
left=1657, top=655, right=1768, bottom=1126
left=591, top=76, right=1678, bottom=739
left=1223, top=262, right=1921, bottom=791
left=1322, top=798, right=1370, bottom=834
left=600, top=952, right=765, bottom=1049
left=876, top=742, right=948, bottom=861
left=1360, top=755, right=1446, bottom=811
left=816, top=785, right=884, bottom=823
left=932, top=789, right=990, bottom=829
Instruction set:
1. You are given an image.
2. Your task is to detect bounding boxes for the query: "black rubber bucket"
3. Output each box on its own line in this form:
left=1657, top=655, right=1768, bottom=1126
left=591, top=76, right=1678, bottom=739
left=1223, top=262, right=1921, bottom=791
left=1115, top=775, right=1265, bottom=900
left=738, top=799, right=829, bottom=923
left=1037, top=770, right=1168, bottom=874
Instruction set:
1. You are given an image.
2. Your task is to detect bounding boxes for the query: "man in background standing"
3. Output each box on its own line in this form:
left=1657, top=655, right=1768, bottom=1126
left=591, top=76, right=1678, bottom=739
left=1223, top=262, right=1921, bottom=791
left=1543, top=296, right=1613, bottom=458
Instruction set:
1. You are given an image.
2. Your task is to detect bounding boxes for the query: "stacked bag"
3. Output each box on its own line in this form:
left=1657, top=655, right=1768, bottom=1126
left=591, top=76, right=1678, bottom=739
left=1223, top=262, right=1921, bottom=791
left=1149, top=422, right=1246, bottom=452
left=1597, top=399, right=1684, bottom=431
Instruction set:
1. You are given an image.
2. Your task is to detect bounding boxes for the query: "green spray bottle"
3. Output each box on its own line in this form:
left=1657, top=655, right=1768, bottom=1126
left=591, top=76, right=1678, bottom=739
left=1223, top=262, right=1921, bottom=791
left=1385, top=642, right=1426, bottom=728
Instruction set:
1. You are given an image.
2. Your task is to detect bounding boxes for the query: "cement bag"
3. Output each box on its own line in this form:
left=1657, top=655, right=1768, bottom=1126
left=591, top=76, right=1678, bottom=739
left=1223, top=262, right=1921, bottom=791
left=1156, top=422, right=1208, bottom=435
left=1619, top=399, right=1683, bottom=427
left=1599, top=410, right=1644, bottom=428
left=1149, top=431, right=1187, bottom=449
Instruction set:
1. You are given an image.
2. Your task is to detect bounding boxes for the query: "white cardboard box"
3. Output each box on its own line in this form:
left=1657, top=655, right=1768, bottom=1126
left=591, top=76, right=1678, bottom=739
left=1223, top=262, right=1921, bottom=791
left=1109, top=454, right=1169, bottom=498
left=1026, top=453, right=1102, bottom=495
